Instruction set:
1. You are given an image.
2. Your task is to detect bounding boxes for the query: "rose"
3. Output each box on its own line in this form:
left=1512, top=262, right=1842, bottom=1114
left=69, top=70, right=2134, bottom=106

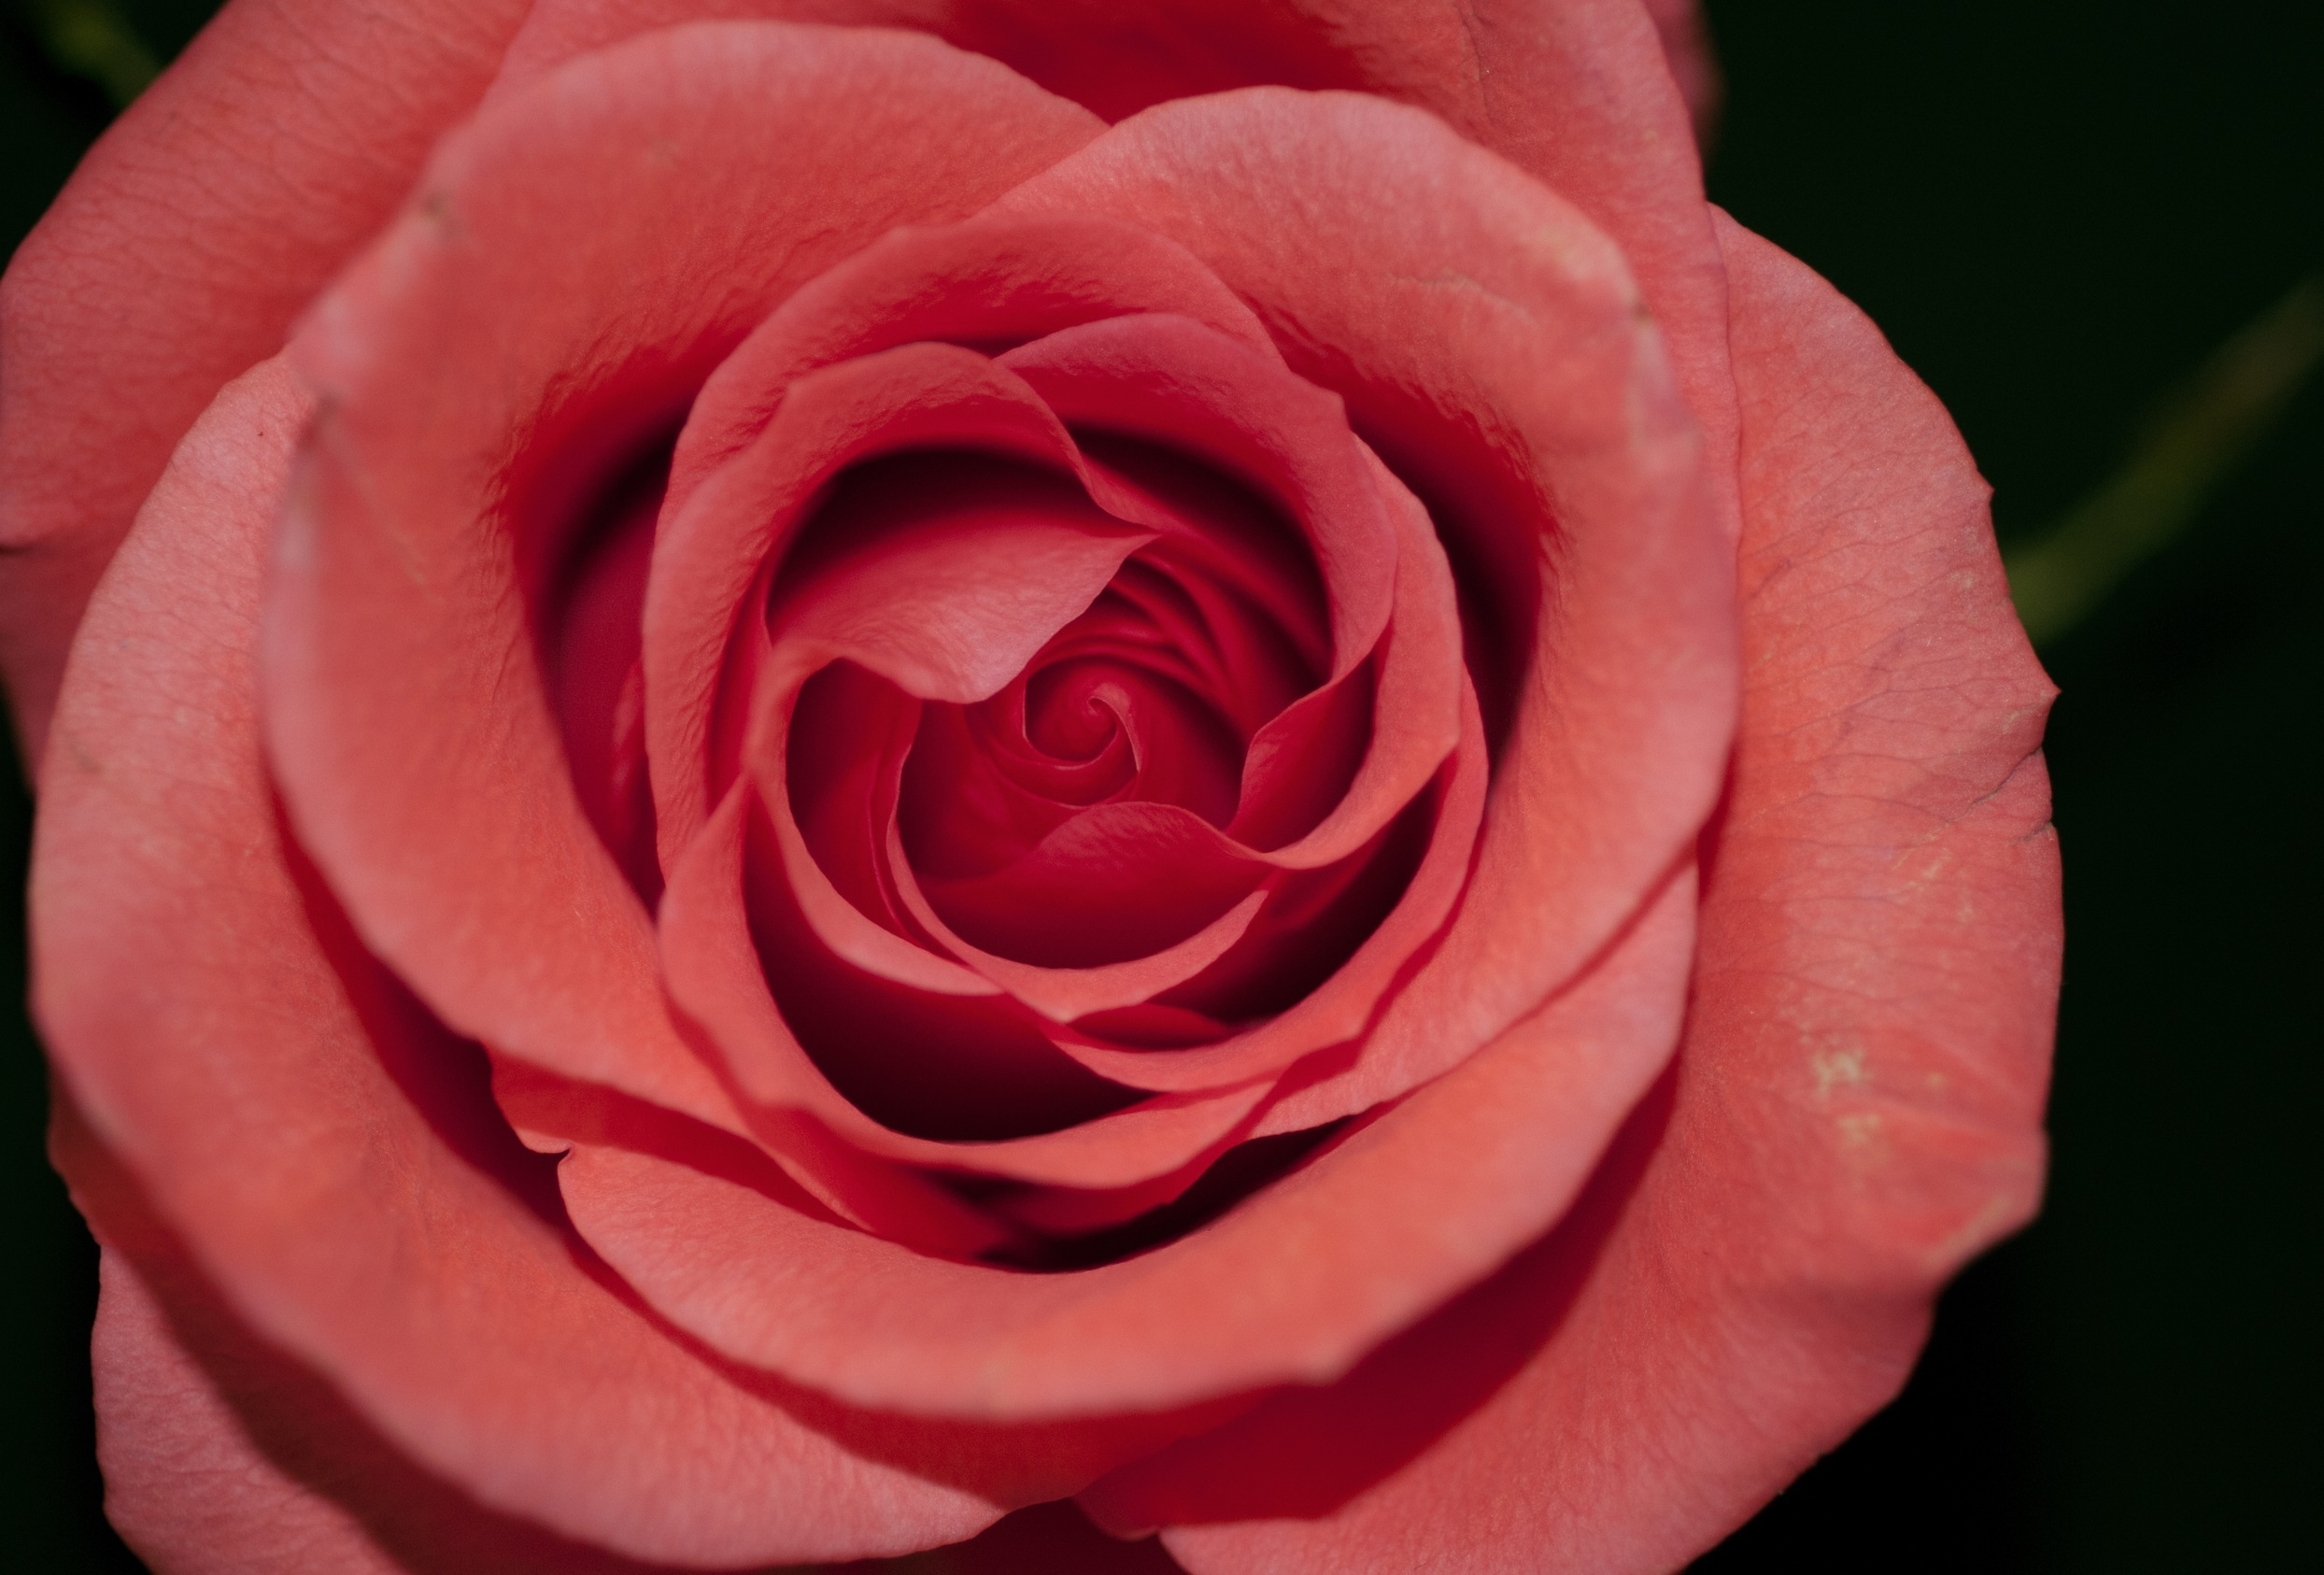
left=3, top=2, right=2062, bottom=1570
left=10, top=7, right=2063, bottom=1571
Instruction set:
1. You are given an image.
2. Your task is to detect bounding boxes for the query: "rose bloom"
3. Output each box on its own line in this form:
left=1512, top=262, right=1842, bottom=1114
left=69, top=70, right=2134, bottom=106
left=1, top=2, right=2061, bottom=1570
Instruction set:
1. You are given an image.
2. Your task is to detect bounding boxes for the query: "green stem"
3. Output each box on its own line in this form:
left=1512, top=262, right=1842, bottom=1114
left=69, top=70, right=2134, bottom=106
left=2005, top=274, right=2324, bottom=647
left=23, top=0, right=159, bottom=109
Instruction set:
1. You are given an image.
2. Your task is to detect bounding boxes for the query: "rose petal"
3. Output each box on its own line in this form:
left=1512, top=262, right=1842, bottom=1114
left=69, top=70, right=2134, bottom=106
left=662, top=313, right=1459, bottom=1045
left=491, top=1053, right=1021, bottom=1263
left=883, top=419, right=1462, bottom=980
left=887, top=832, right=1275, bottom=1024
left=659, top=784, right=1276, bottom=1192
left=762, top=419, right=1155, bottom=709
left=73, top=1144, right=721, bottom=1575
left=554, top=868, right=1696, bottom=1421
left=652, top=345, right=1107, bottom=865
left=999, top=313, right=1395, bottom=684
left=1063, top=552, right=1314, bottom=731
left=651, top=350, right=1306, bottom=1157
left=892, top=547, right=1321, bottom=882
left=0, top=0, right=531, bottom=760
left=999, top=318, right=1464, bottom=870
left=1104, top=219, right=2058, bottom=1575
left=999, top=89, right=1736, bottom=1122
left=654, top=332, right=1306, bottom=866
left=491, top=3, right=1740, bottom=567
left=1646, top=0, right=1723, bottom=141
left=1075, top=1084, right=1676, bottom=1556
left=760, top=664, right=1002, bottom=1004
left=658, top=313, right=1432, bottom=878
left=263, top=23, right=1102, bottom=1138
left=547, top=451, right=666, bottom=901
left=646, top=325, right=1449, bottom=1165
left=665, top=211, right=1283, bottom=528
left=34, top=362, right=1011, bottom=1565
left=910, top=799, right=1274, bottom=968
left=1051, top=678, right=1485, bottom=1096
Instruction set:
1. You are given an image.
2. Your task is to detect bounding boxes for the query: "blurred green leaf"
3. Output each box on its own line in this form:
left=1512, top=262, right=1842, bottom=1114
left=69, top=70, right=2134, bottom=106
left=22, top=0, right=158, bottom=108
left=2006, top=274, right=2324, bottom=646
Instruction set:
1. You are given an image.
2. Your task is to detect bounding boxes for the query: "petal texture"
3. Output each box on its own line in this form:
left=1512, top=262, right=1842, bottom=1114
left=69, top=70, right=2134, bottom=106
left=264, top=22, right=1102, bottom=1142
left=1101, top=219, right=2057, bottom=1575
left=998, top=88, right=1735, bottom=1125
left=10, top=5, right=2061, bottom=1572
left=493, top=0, right=1742, bottom=548
left=72, top=1133, right=744, bottom=1575
left=0, top=0, right=531, bottom=760
left=1645, top=0, right=1722, bottom=138
left=554, top=864, right=1696, bottom=1422
left=35, top=361, right=1014, bottom=1566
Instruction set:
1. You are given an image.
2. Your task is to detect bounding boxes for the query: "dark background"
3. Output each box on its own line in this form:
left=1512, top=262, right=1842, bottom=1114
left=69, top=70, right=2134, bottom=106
left=4, top=2, right=2317, bottom=1568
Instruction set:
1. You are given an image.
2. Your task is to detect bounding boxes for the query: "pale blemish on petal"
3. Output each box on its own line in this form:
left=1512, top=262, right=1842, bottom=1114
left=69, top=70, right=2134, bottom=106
left=1809, top=1044, right=1867, bottom=1100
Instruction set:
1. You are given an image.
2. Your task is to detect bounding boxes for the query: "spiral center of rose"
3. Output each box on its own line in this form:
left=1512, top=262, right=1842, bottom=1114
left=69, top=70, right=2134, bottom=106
left=540, top=230, right=1484, bottom=1151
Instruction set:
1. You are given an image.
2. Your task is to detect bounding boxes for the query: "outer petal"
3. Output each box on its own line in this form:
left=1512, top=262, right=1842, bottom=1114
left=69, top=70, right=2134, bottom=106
left=1117, top=220, right=2058, bottom=1575
left=0, top=0, right=532, bottom=761
left=34, top=361, right=1010, bottom=1566
left=492, top=0, right=1741, bottom=552
left=553, top=868, right=1695, bottom=1421
left=264, top=23, right=1101, bottom=1142
left=999, top=90, right=1736, bottom=1124
left=1644, top=0, right=1722, bottom=140
left=73, top=1139, right=733, bottom=1575
left=92, top=1243, right=429, bottom=1575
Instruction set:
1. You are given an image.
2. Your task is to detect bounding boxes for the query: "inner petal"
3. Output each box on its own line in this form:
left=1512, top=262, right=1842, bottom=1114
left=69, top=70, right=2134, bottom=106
left=741, top=793, right=1144, bottom=1142
left=1023, top=658, right=1242, bottom=828
left=786, top=660, right=923, bottom=941
left=889, top=431, right=1346, bottom=914
left=977, top=677, right=1137, bottom=804
left=1020, top=665, right=1127, bottom=762
left=763, top=449, right=1150, bottom=706
left=914, top=802, right=1268, bottom=969
left=544, top=444, right=665, bottom=903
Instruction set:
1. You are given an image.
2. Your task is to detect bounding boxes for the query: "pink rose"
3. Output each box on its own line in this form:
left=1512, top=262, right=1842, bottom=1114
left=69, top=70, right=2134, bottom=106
left=4, top=3, right=2061, bottom=1569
